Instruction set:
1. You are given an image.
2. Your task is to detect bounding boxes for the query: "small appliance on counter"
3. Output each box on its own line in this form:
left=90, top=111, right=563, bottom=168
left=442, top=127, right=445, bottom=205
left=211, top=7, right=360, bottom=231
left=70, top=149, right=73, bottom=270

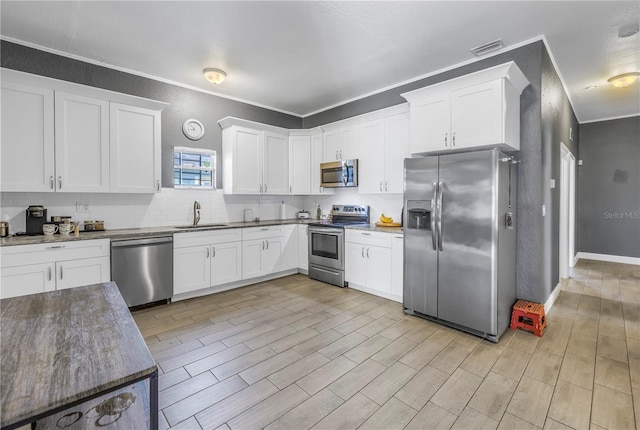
left=26, top=205, right=47, bottom=235
left=0, top=221, right=9, bottom=237
left=297, top=210, right=310, bottom=219
left=243, top=209, right=254, bottom=222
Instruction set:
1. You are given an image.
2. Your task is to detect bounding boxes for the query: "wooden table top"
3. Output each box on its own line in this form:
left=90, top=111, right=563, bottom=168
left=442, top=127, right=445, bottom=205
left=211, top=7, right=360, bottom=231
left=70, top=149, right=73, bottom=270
left=0, top=282, right=156, bottom=428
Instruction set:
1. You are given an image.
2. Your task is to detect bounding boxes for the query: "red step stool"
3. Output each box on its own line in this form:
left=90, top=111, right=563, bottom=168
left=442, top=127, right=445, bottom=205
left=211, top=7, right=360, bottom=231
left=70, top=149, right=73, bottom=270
left=510, top=300, right=546, bottom=337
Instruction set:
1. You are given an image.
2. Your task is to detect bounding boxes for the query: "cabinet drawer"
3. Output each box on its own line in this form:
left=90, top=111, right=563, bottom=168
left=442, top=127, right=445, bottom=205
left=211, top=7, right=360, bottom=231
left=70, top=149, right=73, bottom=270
left=174, top=229, right=242, bottom=248
left=242, top=226, right=285, bottom=241
left=345, top=230, right=392, bottom=248
left=1, top=239, right=110, bottom=267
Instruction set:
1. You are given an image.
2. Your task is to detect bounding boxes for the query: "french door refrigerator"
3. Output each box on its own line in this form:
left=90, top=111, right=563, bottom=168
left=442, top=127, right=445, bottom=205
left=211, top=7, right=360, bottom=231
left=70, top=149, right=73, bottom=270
left=403, top=149, right=517, bottom=342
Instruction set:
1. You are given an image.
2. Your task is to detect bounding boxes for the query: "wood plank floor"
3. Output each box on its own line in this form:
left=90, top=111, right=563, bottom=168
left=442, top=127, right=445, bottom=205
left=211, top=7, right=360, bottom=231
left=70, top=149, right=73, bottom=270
left=134, top=259, right=640, bottom=430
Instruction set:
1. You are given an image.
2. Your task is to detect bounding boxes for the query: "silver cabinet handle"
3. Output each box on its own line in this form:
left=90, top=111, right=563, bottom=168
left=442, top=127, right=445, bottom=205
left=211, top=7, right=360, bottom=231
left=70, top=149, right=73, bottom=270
left=48, top=266, right=52, bottom=281
left=212, top=246, right=216, bottom=258
left=361, top=232, right=371, bottom=236
left=367, top=247, right=370, bottom=258
left=266, top=240, right=269, bottom=250
left=206, top=247, right=210, bottom=258
left=59, top=266, right=63, bottom=280
left=58, top=176, right=62, bottom=189
left=265, top=184, right=268, bottom=193
left=340, top=149, right=343, bottom=159
left=361, top=246, right=364, bottom=258
left=385, top=181, right=388, bottom=191
left=437, top=181, right=444, bottom=251
left=260, top=184, right=263, bottom=193
left=444, top=133, right=448, bottom=147
left=261, top=228, right=269, bottom=231
left=431, top=182, right=437, bottom=251
left=452, top=132, right=456, bottom=147
left=379, top=181, right=383, bottom=192
left=290, top=185, right=292, bottom=194
left=156, top=180, right=160, bottom=192
left=46, top=245, right=66, bottom=249
left=262, top=241, right=265, bottom=250
left=335, top=151, right=338, bottom=160
left=50, top=176, right=54, bottom=190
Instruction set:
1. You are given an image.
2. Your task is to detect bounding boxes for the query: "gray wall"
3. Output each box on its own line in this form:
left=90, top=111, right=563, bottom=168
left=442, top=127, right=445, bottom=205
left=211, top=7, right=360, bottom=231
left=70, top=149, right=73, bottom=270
left=541, top=48, right=580, bottom=298
left=578, top=117, right=640, bottom=258
left=0, top=41, right=303, bottom=188
left=305, top=41, right=577, bottom=304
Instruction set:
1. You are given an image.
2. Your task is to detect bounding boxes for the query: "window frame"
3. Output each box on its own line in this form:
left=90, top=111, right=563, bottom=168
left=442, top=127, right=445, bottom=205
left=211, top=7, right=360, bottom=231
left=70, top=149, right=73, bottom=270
left=173, top=146, right=217, bottom=190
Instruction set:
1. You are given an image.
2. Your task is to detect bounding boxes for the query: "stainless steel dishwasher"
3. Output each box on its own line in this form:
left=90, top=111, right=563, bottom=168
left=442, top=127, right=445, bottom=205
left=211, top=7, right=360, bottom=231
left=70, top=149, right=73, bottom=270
left=111, top=236, right=173, bottom=307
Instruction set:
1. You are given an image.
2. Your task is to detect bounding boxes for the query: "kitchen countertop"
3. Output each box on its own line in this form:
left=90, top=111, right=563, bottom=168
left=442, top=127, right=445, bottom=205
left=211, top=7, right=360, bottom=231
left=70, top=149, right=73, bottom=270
left=345, top=224, right=404, bottom=235
left=0, top=282, right=157, bottom=428
left=0, top=218, right=317, bottom=247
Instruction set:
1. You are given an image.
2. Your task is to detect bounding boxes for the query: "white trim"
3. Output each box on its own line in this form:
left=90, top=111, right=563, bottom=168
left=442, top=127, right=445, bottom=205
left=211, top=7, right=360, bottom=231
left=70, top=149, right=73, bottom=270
left=544, top=281, right=562, bottom=313
left=579, top=113, right=640, bottom=124
left=576, top=252, right=640, bottom=266
left=573, top=253, right=579, bottom=267
left=0, top=35, right=302, bottom=118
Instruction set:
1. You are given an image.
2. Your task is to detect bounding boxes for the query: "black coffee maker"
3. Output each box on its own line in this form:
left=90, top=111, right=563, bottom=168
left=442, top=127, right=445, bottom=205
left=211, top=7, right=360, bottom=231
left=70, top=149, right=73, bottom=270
left=26, top=205, right=47, bottom=235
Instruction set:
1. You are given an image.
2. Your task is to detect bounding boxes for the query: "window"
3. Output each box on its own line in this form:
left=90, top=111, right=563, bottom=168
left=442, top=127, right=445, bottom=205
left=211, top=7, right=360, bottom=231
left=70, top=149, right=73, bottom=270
left=173, top=147, right=216, bottom=189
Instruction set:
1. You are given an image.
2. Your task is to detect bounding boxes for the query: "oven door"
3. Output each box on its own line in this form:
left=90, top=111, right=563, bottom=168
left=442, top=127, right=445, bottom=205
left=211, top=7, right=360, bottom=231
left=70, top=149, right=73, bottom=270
left=308, top=227, right=344, bottom=270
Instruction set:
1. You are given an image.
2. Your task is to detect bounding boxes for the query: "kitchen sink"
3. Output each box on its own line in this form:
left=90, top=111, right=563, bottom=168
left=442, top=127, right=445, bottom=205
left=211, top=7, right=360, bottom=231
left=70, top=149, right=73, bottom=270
left=175, top=223, right=229, bottom=229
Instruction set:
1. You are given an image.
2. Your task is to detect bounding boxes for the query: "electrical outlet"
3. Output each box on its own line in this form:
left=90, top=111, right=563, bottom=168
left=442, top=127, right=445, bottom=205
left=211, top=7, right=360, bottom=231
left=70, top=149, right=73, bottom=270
left=578, top=160, right=583, bottom=166
left=550, top=179, right=556, bottom=189
left=76, top=202, right=90, bottom=213
left=542, top=205, right=546, bottom=217
left=570, top=127, right=573, bottom=141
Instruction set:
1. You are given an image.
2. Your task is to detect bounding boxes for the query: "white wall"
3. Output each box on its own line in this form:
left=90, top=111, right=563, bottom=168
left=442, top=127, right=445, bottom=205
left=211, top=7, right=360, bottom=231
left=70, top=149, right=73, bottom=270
left=0, top=189, right=404, bottom=233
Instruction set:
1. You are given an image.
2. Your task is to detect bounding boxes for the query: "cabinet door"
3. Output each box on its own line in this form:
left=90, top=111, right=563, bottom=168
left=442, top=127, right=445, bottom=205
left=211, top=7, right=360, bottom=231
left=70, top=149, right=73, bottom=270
left=289, top=135, right=311, bottom=195
left=54, top=92, right=109, bottom=192
left=344, top=242, right=366, bottom=286
left=323, top=130, right=340, bottom=162
left=1, top=82, right=55, bottom=192
left=211, top=242, right=242, bottom=287
left=281, top=226, right=298, bottom=271
left=0, top=263, right=56, bottom=299
left=384, top=113, right=410, bottom=194
left=233, top=127, right=263, bottom=194
left=450, top=80, right=503, bottom=149
left=391, top=236, right=404, bottom=298
left=263, top=132, right=289, bottom=195
left=173, top=246, right=211, bottom=294
left=263, top=237, right=283, bottom=275
left=366, top=246, right=393, bottom=294
left=311, top=134, right=333, bottom=195
left=242, top=240, right=264, bottom=280
left=409, top=92, right=450, bottom=154
left=56, top=256, right=110, bottom=291
left=298, top=225, right=309, bottom=270
left=358, top=119, right=385, bottom=194
left=340, top=125, right=359, bottom=160
left=110, top=103, right=161, bottom=193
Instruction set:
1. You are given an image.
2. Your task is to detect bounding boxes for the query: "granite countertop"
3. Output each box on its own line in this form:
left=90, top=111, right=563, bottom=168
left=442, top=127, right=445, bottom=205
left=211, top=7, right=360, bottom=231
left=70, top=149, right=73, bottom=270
left=345, top=224, right=404, bottom=235
left=0, top=282, right=156, bottom=428
left=0, top=218, right=317, bottom=247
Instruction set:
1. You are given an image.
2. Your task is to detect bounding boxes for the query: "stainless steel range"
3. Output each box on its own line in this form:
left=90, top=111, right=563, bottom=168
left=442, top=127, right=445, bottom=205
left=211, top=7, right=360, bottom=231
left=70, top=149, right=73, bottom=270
left=308, top=205, right=370, bottom=287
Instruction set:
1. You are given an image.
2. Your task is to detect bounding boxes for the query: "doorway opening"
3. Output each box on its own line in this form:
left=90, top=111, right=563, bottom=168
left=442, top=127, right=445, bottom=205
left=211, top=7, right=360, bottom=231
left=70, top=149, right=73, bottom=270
left=559, top=143, right=576, bottom=279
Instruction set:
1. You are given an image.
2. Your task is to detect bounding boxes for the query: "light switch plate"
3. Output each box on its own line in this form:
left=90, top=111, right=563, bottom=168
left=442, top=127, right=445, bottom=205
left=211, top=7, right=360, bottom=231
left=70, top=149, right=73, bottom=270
left=550, top=179, right=556, bottom=189
left=76, top=202, right=90, bottom=213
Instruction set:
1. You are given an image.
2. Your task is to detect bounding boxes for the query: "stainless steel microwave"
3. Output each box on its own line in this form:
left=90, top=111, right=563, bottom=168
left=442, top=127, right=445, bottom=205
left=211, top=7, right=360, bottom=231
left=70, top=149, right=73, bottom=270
left=320, top=159, right=358, bottom=188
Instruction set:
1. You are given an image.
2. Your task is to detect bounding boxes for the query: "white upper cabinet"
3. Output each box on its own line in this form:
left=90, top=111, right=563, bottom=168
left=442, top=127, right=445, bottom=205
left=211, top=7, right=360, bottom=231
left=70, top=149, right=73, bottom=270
left=310, top=133, right=333, bottom=195
left=357, top=108, right=410, bottom=195
left=1, top=69, right=167, bottom=193
left=220, top=118, right=290, bottom=195
left=323, top=125, right=359, bottom=162
left=289, top=134, right=311, bottom=195
left=1, top=81, right=55, bottom=192
left=110, top=103, right=161, bottom=193
left=55, top=92, right=110, bottom=192
left=402, top=62, right=529, bottom=154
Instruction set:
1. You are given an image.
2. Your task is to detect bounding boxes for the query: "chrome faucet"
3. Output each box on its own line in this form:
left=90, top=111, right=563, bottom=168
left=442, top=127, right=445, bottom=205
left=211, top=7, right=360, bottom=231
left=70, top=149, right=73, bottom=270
left=193, top=200, right=201, bottom=226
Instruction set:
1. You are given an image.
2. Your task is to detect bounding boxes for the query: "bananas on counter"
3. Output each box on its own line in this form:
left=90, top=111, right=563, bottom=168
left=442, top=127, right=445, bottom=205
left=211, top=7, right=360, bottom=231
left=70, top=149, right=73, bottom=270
left=379, top=214, right=394, bottom=224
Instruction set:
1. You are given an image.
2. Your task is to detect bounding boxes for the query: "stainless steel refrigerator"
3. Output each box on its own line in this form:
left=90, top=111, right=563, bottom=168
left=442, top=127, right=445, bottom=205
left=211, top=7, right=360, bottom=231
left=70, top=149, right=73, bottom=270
left=403, top=149, right=517, bottom=342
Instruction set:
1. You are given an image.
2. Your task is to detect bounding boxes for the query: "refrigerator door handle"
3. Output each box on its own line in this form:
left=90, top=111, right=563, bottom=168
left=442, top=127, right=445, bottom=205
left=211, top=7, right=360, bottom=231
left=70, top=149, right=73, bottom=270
left=431, top=182, right=438, bottom=251
left=437, top=181, right=444, bottom=251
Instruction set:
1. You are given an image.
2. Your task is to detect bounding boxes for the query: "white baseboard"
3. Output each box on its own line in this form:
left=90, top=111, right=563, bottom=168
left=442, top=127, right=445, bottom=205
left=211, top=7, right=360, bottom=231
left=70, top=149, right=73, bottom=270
left=572, top=254, right=579, bottom=266
left=576, top=252, right=640, bottom=266
left=347, top=283, right=402, bottom=303
left=544, top=281, right=562, bottom=312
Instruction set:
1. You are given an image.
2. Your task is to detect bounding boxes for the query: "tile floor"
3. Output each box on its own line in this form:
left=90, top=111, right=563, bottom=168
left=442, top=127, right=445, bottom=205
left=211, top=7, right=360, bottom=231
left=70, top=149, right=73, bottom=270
left=134, top=259, right=640, bottom=430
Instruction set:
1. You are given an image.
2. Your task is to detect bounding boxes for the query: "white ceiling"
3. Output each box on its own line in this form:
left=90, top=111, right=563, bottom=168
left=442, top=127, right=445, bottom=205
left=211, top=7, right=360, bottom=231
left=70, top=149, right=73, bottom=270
left=1, top=1, right=638, bottom=123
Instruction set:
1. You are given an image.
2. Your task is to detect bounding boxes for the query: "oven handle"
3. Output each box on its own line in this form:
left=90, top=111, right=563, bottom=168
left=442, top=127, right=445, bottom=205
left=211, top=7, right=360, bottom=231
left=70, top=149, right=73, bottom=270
left=308, top=227, right=344, bottom=235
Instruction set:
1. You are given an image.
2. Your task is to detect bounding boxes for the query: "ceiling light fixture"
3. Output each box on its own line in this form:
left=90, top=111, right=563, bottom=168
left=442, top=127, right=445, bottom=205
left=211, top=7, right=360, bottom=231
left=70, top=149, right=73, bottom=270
left=584, top=85, right=598, bottom=90
left=618, top=23, right=639, bottom=38
left=607, top=72, right=640, bottom=88
left=203, top=68, right=227, bottom=84
left=470, top=39, right=504, bottom=57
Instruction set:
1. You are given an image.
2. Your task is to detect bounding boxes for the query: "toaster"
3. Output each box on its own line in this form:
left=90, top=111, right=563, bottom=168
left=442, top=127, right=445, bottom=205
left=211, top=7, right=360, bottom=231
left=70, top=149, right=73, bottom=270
left=297, top=210, right=310, bottom=219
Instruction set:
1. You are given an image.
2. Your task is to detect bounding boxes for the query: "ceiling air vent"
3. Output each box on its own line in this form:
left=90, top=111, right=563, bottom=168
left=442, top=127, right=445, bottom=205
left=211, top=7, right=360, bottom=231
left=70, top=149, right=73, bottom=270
left=470, top=39, right=504, bottom=57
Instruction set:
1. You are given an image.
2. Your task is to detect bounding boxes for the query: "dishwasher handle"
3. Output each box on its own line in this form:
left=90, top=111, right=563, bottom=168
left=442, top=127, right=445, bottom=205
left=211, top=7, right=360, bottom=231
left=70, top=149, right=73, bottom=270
left=111, top=237, right=173, bottom=247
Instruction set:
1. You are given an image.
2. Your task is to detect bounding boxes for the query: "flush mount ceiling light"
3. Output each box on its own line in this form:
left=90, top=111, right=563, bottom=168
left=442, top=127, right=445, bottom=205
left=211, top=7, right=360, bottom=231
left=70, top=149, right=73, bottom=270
left=607, top=72, right=640, bottom=88
left=203, top=68, right=227, bottom=84
left=470, top=39, right=504, bottom=57
left=618, top=23, right=639, bottom=38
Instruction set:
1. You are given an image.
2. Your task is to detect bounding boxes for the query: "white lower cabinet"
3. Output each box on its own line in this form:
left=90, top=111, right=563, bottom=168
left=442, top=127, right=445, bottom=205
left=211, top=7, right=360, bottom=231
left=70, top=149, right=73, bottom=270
left=0, top=239, right=110, bottom=299
left=173, top=230, right=242, bottom=295
left=298, top=225, right=309, bottom=271
left=391, top=235, right=404, bottom=298
left=281, top=225, right=298, bottom=271
left=242, top=226, right=289, bottom=279
left=345, top=230, right=402, bottom=302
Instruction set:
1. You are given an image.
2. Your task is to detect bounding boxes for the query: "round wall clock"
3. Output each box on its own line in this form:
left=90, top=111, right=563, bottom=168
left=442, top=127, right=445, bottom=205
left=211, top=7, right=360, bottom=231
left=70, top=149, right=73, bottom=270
left=182, top=119, right=205, bottom=140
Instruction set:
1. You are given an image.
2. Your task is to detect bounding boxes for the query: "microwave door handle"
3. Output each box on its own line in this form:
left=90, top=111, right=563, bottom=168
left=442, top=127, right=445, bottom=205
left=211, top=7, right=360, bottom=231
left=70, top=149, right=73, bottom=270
left=431, top=182, right=437, bottom=251
left=342, top=162, right=348, bottom=185
left=437, top=181, right=444, bottom=251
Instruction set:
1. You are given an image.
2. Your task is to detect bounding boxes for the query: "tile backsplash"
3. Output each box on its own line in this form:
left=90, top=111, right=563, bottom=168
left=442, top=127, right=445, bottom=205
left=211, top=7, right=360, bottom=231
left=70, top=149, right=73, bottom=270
left=0, top=188, right=404, bottom=233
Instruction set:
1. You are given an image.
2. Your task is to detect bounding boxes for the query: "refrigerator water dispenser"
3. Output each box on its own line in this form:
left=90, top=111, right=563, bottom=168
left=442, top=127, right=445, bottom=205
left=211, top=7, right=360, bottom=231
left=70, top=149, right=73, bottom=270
left=407, top=201, right=431, bottom=230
